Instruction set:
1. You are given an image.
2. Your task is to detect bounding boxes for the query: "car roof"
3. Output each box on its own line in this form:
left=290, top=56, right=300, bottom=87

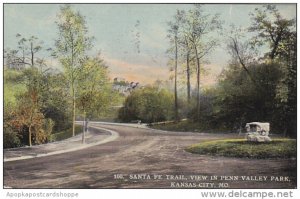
left=246, top=122, right=270, bottom=131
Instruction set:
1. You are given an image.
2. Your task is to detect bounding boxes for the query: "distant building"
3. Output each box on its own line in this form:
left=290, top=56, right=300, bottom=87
left=112, top=77, right=140, bottom=96
left=4, top=55, right=26, bottom=70
left=113, top=77, right=125, bottom=82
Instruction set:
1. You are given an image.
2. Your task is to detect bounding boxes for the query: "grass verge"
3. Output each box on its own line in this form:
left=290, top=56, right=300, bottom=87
left=150, top=120, right=228, bottom=133
left=186, top=139, right=296, bottom=159
left=50, top=125, right=82, bottom=142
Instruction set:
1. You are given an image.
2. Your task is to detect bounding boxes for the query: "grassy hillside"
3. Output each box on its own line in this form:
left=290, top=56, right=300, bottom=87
left=4, top=69, right=26, bottom=107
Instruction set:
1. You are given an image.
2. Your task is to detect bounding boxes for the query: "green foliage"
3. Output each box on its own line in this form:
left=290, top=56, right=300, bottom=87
left=50, top=125, right=82, bottom=142
left=3, top=98, right=22, bottom=147
left=10, top=90, right=47, bottom=146
left=248, top=5, right=296, bottom=137
left=4, top=4, right=297, bottom=150
left=4, top=5, right=115, bottom=148
left=151, top=120, right=201, bottom=132
left=4, top=69, right=26, bottom=107
left=76, top=56, right=112, bottom=118
left=151, top=119, right=230, bottom=133
left=4, top=34, right=43, bottom=69
left=185, top=61, right=293, bottom=135
left=39, top=73, right=72, bottom=132
left=249, top=5, right=295, bottom=59
left=54, top=5, right=92, bottom=63
left=113, top=80, right=129, bottom=87
left=118, top=86, right=174, bottom=123
left=217, top=62, right=282, bottom=123
left=89, top=90, right=125, bottom=121
left=5, top=68, right=45, bottom=146
left=186, top=138, right=296, bottom=159
left=4, top=69, right=24, bottom=82
left=43, top=104, right=72, bottom=132
left=4, top=127, right=22, bottom=149
left=167, top=5, right=222, bottom=121
left=53, top=5, right=96, bottom=136
left=4, top=68, right=72, bottom=146
left=43, top=118, right=55, bottom=139
left=53, top=4, right=93, bottom=87
left=164, top=5, right=296, bottom=136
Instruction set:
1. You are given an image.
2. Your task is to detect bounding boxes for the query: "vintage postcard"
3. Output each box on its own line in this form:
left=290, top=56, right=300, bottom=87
left=2, top=2, right=297, bottom=194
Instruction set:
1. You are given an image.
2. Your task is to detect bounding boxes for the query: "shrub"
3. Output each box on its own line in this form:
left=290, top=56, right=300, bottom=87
left=4, top=127, right=22, bottom=149
left=118, top=86, right=174, bottom=123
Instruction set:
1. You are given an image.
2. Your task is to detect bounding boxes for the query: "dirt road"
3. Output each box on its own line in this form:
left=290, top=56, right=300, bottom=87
left=4, top=123, right=296, bottom=189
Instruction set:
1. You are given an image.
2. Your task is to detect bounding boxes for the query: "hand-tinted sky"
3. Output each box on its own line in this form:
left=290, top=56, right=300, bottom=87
left=4, top=4, right=296, bottom=86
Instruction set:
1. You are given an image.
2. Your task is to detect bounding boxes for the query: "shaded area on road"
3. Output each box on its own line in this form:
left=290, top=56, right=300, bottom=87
left=4, top=123, right=297, bottom=189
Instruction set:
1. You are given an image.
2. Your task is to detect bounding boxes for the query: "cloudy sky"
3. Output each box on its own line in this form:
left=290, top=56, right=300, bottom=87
left=4, top=4, right=296, bottom=86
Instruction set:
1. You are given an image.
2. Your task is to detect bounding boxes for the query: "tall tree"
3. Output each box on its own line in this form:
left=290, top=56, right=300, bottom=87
left=8, top=68, right=52, bottom=146
left=167, top=10, right=184, bottom=121
left=184, top=5, right=222, bottom=120
left=273, top=28, right=296, bottom=137
left=227, top=26, right=258, bottom=86
left=76, top=56, right=110, bottom=143
left=53, top=5, right=93, bottom=136
left=28, top=36, right=42, bottom=67
left=17, top=35, right=27, bottom=68
left=249, top=5, right=296, bottom=137
left=178, top=28, right=194, bottom=103
left=249, top=5, right=295, bottom=60
left=4, top=34, right=43, bottom=69
left=77, top=57, right=110, bottom=115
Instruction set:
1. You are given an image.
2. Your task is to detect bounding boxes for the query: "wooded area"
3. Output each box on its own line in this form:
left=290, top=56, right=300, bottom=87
left=4, top=5, right=121, bottom=148
left=4, top=4, right=297, bottom=148
left=120, top=5, right=296, bottom=137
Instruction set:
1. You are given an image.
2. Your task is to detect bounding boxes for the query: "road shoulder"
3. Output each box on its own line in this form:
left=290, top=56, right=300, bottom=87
left=4, top=125, right=119, bottom=162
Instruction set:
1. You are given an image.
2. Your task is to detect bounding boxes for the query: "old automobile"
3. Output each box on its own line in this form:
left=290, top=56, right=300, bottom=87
left=245, top=122, right=271, bottom=142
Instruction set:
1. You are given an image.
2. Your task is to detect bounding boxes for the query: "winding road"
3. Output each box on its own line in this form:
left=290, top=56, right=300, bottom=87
left=4, top=123, right=297, bottom=189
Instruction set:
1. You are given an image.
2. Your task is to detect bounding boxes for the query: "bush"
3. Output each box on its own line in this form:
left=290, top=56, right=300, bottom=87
left=4, top=127, right=22, bottom=149
left=42, top=106, right=72, bottom=132
left=118, top=86, right=174, bottom=123
left=50, top=125, right=82, bottom=142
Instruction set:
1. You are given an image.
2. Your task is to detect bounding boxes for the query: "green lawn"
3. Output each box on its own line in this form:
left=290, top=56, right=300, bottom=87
left=186, top=139, right=296, bottom=159
left=4, top=69, right=26, bottom=107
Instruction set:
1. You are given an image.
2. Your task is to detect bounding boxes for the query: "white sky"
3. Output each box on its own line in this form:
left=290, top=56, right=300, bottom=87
left=3, top=4, right=296, bottom=86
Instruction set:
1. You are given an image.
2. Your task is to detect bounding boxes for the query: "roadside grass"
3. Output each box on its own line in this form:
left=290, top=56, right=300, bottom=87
left=150, top=120, right=229, bottom=133
left=50, top=125, right=82, bottom=142
left=186, top=139, right=296, bottom=159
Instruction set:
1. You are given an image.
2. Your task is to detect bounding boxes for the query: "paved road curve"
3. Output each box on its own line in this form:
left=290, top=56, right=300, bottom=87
left=4, top=123, right=296, bottom=189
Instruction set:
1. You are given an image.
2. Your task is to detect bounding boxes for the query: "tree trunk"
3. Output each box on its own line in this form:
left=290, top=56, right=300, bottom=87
left=72, top=85, right=76, bottom=137
left=30, top=42, right=34, bottom=67
left=82, top=110, right=86, bottom=144
left=186, top=52, right=191, bottom=103
left=28, top=107, right=34, bottom=147
left=28, top=125, right=32, bottom=147
left=174, top=35, right=179, bottom=121
left=270, top=33, right=282, bottom=60
left=71, top=35, right=77, bottom=137
left=22, top=49, right=25, bottom=69
left=184, top=36, right=191, bottom=104
left=194, top=44, right=201, bottom=121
